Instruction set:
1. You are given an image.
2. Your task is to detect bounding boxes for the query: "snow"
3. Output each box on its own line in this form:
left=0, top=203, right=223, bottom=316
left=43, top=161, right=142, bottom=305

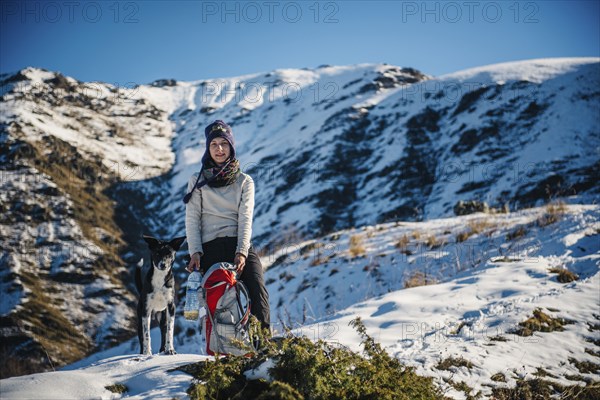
left=302, top=260, right=599, bottom=398
left=0, top=206, right=597, bottom=399
left=286, top=205, right=599, bottom=398
left=0, top=354, right=208, bottom=400
left=438, top=57, right=600, bottom=84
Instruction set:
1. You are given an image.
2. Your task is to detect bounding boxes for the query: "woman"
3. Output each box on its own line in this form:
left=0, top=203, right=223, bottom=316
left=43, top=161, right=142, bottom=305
left=183, top=120, right=270, bottom=332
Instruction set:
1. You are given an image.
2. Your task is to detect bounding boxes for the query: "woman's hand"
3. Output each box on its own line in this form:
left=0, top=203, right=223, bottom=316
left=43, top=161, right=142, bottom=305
left=234, top=253, right=246, bottom=274
left=187, top=252, right=201, bottom=273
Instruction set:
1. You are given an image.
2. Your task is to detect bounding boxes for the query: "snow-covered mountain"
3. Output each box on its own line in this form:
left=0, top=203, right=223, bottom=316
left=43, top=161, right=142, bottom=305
left=1, top=204, right=597, bottom=399
left=1, top=58, right=598, bottom=385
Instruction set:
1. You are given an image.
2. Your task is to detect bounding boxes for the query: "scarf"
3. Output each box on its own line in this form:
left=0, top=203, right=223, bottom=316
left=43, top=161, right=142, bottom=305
left=201, top=158, right=241, bottom=188
left=182, top=158, right=241, bottom=204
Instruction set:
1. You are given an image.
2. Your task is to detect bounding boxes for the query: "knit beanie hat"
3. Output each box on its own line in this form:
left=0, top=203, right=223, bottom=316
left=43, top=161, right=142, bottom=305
left=201, top=120, right=235, bottom=165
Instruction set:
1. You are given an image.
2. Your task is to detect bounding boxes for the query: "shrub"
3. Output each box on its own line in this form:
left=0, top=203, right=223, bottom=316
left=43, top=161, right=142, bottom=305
left=349, top=235, right=366, bottom=258
left=453, top=200, right=489, bottom=216
left=180, top=318, right=442, bottom=400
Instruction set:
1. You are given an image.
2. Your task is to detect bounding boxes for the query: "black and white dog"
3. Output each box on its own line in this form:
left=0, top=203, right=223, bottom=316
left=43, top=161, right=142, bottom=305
left=135, top=234, right=186, bottom=355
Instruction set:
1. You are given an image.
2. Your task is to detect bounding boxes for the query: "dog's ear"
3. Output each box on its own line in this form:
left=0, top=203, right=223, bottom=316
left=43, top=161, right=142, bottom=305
left=142, top=234, right=161, bottom=249
left=168, top=236, right=186, bottom=252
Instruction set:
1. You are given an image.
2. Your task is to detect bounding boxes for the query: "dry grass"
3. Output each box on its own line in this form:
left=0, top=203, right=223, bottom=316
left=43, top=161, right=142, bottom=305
left=506, top=226, right=528, bottom=241
left=425, top=234, right=445, bottom=249
left=411, top=230, right=421, bottom=240
left=455, top=231, right=471, bottom=243
left=105, top=384, right=128, bottom=394
left=548, top=267, right=579, bottom=283
left=309, top=255, right=330, bottom=267
left=395, top=234, right=410, bottom=250
left=404, top=271, right=437, bottom=288
left=456, top=218, right=493, bottom=242
left=436, top=356, right=474, bottom=371
left=512, top=308, right=575, bottom=336
left=468, top=219, right=491, bottom=234
left=349, top=235, right=366, bottom=258
left=569, top=358, right=600, bottom=374
left=537, top=201, right=568, bottom=227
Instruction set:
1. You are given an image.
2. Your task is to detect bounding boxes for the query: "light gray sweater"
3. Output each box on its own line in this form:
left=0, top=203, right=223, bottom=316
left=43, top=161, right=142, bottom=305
left=185, top=172, right=255, bottom=258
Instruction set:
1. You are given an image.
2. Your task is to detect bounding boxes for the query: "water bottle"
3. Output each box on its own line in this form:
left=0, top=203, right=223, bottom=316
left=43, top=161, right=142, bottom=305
left=184, top=271, right=202, bottom=321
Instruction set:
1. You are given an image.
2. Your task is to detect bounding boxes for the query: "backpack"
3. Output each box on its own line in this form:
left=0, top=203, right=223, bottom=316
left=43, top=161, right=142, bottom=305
left=198, top=262, right=255, bottom=356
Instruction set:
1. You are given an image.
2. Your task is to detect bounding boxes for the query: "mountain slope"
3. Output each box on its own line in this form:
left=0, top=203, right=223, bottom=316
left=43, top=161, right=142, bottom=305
left=131, top=58, right=600, bottom=252
left=0, top=204, right=597, bottom=399
left=0, top=67, right=176, bottom=376
left=1, top=58, right=598, bottom=379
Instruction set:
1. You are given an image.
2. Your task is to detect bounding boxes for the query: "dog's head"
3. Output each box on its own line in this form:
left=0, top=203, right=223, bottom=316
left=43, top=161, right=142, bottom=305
left=142, top=235, right=186, bottom=271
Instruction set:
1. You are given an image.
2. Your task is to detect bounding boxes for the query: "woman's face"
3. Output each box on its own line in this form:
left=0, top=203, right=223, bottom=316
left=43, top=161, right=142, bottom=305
left=209, top=137, right=231, bottom=165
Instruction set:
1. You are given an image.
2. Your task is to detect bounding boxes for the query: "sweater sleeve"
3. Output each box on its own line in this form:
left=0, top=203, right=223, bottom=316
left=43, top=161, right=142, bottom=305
left=185, top=174, right=204, bottom=257
left=236, top=174, right=255, bottom=258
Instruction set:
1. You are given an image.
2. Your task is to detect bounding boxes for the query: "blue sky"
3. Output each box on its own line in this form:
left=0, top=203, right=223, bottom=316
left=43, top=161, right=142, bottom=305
left=1, top=1, right=599, bottom=85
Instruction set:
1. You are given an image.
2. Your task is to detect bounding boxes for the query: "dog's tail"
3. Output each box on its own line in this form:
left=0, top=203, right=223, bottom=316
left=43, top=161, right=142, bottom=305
left=135, top=258, right=143, bottom=294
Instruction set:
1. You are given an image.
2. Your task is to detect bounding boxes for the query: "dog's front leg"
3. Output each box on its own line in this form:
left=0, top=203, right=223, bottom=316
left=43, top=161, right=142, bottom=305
left=142, top=312, right=152, bottom=356
left=163, top=302, right=176, bottom=355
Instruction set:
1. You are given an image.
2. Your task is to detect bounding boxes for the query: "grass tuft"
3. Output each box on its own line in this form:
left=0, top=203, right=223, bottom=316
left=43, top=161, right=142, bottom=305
left=349, top=234, right=366, bottom=258
left=511, top=308, right=575, bottom=336
left=395, top=234, right=410, bottom=250
left=404, top=271, right=437, bottom=289
left=105, top=383, right=128, bottom=394
left=548, top=267, right=579, bottom=283
left=436, top=356, right=474, bottom=371
left=506, top=226, right=528, bottom=241
left=537, top=201, right=568, bottom=227
left=492, top=377, right=600, bottom=400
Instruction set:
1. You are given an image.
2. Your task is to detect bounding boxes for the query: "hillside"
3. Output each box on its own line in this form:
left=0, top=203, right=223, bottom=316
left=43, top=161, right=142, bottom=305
left=0, top=58, right=598, bottom=381
left=0, top=204, right=597, bottom=399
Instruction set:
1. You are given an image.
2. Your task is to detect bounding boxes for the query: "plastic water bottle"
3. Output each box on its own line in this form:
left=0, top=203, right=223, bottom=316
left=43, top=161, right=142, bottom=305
left=184, top=271, right=202, bottom=321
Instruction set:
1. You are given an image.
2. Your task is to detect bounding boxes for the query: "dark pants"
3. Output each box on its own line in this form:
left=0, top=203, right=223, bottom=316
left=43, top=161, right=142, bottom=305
left=200, top=236, right=270, bottom=331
